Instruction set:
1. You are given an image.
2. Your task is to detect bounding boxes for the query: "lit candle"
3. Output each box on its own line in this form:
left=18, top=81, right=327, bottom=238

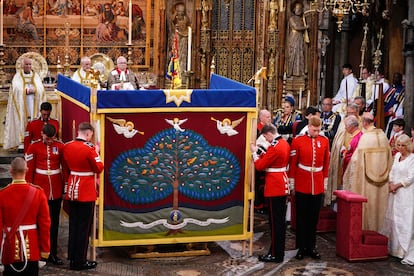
left=128, top=0, right=132, bottom=45
left=1, top=0, right=3, bottom=45
left=187, top=26, right=192, bottom=71
left=298, top=88, right=302, bottom=109
left=307, top=90, right=310, bottom=107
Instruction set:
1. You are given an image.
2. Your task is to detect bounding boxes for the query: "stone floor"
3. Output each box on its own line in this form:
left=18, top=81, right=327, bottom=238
left=0, top=149, right=413, bottom=275
left=33, top=212, right=414, bottom=276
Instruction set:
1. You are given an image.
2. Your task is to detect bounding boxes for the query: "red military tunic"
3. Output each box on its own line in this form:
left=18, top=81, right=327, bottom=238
left=0, top=181, right=50, bottom=265
left=253, top=136, right=291, bottom=197
left=24, top=117, right=59, bottom=153
left=62, top=138, right=104, bottom=202
left=289, top=133, right=330, bottom=195
left=25, top=140, right=65, bottom=200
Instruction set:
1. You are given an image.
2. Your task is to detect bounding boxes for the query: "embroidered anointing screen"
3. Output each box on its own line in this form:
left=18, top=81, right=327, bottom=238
left=57, top=74, right=256, bottom=247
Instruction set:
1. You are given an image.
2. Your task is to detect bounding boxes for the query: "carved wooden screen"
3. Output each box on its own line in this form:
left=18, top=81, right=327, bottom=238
left=211, top=0, right=256, bottom=84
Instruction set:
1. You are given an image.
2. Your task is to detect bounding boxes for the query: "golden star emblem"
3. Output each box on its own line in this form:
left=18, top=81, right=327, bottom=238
left=163, top=89, right=193, bottom=107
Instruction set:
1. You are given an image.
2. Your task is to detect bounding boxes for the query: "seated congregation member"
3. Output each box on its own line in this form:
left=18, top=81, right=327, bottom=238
left=295, top=106, right=320, bottom=136
left=24, top=102, right=59, bottom=154
left=250, top=124, right=290, bottom=263
left=289, top=116, right=330, bottom=260
left=273, top=94, right=302, bottom=143
left=255, top=109, right=272, bottom=213
left=389, top=118, right=406, bottom=156
left=257, top=109, right=272, bottom=136
left=320, top=97, right=341, bottom=148
left=107, top=56, right=139, bottom=90
left=384, top=72, right=404, bottom=138
left=381, top=134, right=414, bottom=265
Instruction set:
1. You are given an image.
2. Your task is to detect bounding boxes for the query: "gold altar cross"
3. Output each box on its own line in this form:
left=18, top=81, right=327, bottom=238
left=55, top=22, right=80, bottom=76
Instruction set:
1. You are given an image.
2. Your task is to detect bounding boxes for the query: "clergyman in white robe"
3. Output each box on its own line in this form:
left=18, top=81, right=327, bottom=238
left=4, top=67, right=46, bottom=149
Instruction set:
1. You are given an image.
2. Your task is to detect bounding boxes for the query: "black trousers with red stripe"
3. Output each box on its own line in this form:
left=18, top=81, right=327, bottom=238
left=295, top=192, right=323, bottom=251
left=48, top=198, right=62, bottom=257
left=67, top=201, right=95, bottom=264
left=267, top=196, right=288, bottom=259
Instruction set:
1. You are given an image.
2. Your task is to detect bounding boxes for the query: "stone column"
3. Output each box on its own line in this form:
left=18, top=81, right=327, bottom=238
left=332, top=16, right=350, bottom=96
left=403, top=3, right=414, bottom=132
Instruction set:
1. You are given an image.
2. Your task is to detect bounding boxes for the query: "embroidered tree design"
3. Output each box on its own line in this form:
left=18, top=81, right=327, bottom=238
left=110, top=128, right=241, bottom=212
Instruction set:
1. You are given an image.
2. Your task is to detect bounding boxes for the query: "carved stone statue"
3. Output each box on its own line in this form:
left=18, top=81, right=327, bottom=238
left=201, top=0, right=210, bottom=30
left=268, top=0, right=278, bottom=31
left=170, top=3, right=191, bottom=74
left=287, top=1, right=308, bottom=77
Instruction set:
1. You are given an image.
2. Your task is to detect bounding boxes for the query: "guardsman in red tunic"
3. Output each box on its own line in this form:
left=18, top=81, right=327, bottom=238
left=251, top=124, right=290, bottom=263
left=25, top=124, right=64, bottom=265
left=24, top=102, right=59, bottom=154
left=289, top=116, right=330, bottom=260
left=0, top=157, right=50, bottom=275
left=62, top=122, right=104, bottom=271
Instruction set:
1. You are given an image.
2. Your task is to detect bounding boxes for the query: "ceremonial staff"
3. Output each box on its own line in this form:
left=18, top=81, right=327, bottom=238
left=373, top=28, right=385, bottom=129
left=359, top=24, right=369, bottom=99
left=359, top=24, right=368, bottom=80
left=89, top=74, right=100, bottom=261
left=249, top=67, right=267, bottom=256
left=373, top=28, right=383, bottom=73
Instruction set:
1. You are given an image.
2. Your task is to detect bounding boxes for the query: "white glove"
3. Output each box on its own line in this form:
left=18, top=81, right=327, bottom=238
left=324, top=177, right=328, bottom=191
left=252, top=152, right=259, bottom=162
left=39, top=260, right=46, bottom=268
left=289, top=178, right=295, bottom=191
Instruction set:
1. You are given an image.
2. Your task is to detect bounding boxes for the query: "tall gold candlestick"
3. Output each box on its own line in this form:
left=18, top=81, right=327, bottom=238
left=128, top=0, right=132, bottom=45
left=1, top=0, right=3, bottom=45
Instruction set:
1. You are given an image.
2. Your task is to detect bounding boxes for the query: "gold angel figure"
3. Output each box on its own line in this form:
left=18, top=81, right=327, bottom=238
left=107, top=117, right=144, bottom=138
left=211, top=116, right=245, bottom=136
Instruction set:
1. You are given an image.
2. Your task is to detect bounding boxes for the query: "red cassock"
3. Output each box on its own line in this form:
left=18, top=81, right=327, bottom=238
left=62, top=139, right=104, bottom=202
left=253, top=137, right=291, bottom=197
left=24, top=118, right=59, bottom=153
left=25, top=140, right=65, bottom=200
left=0, top=182, right=51, bottom=265
left=289, top=134, right=330, bottom=195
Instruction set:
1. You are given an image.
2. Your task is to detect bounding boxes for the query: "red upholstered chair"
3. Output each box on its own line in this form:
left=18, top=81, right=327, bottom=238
left=290, top=195, right=336, bottom=232
left=333, top=190, right=388, bottom=261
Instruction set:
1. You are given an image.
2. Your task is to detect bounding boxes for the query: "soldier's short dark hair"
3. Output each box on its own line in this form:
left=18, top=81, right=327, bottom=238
left=261, top=124, right=277, bottom=135
left=40, top=102, right=52, bottom=111
left=42, top=124, right=56, bottom=138
left=78, top=122, right=94, bottom=132
left=11, top=157, right=27, bottom=174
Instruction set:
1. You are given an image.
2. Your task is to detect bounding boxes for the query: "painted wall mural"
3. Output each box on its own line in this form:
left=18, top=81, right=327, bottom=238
left=1, top=0, right=151, bottom=78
